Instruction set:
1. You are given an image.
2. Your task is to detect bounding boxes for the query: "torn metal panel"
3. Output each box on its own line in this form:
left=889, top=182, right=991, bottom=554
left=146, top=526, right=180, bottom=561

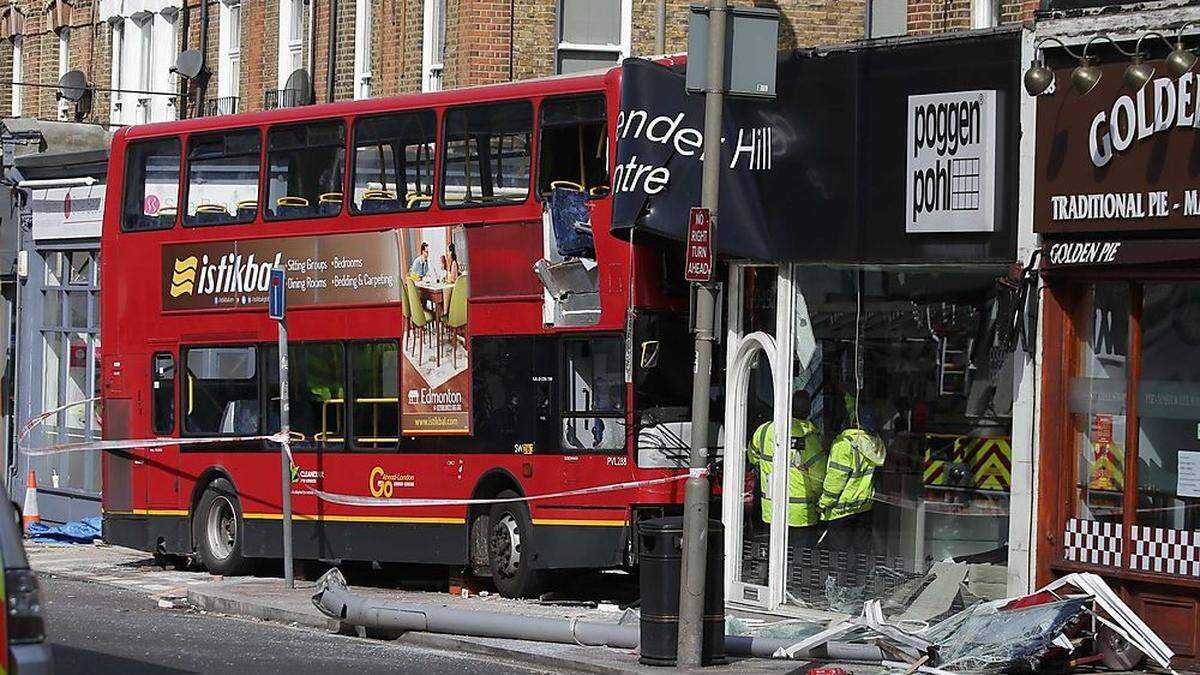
left=1041, top=573, right=1173, bottom=669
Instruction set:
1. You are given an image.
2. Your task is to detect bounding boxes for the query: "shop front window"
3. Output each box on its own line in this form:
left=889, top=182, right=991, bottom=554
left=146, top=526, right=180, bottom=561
left=1069, top=284, right=1130, bottom=526
left=1137, top=284, right=1200, bottom=531
left=35, top=250, right=101, bottom=493
left=1054, top=280, right=1200, bottom=577
left=779, top=265, right=1016, bottom=611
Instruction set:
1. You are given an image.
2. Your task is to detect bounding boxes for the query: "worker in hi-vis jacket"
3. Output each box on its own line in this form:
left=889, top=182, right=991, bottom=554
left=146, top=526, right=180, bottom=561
left=819, top=403, right=886, bottom=586
left=747, top=391, right=827, bottom=552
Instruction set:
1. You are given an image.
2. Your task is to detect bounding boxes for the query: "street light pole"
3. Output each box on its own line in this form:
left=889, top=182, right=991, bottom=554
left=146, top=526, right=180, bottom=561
left=677, top=0, right=726, bottom=667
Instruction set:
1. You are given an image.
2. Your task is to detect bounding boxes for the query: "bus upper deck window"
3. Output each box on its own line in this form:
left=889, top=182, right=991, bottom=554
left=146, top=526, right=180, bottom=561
left=265, top=121, right=346, bottom=220
left=122, top=138, right=182, bottom=231
left=185, top=129, right=262, bottom=227
left=442, top=100, right=532, bottom=207
left=538, top=95, right=609, bottom=200
left=351, top=110, right=436, bottom=214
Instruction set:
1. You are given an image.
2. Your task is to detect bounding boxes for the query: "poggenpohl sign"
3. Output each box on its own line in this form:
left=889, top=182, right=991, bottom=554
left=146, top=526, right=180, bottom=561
left=905, top=90, right=998, bottom=233
left=611, top=30, right=1019, bottom=263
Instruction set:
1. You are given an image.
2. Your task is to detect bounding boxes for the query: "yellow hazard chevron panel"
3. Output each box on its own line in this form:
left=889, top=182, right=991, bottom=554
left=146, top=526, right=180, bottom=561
left=923, top=434, right=1012, bottom=493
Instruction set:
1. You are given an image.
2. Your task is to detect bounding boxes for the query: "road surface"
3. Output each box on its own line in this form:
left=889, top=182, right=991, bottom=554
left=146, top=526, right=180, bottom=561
left=42, top=575, right=552, bottom=675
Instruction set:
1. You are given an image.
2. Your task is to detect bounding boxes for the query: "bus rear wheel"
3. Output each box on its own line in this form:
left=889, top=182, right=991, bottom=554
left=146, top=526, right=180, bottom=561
left=194, top=478, right=252, bottom=576
left=488, top=490, right=544, bottom=598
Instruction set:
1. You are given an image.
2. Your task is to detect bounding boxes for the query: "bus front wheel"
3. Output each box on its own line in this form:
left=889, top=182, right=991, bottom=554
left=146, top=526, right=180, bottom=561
left=488, top=490, right=544, bottom=598
left=194, top=478, right=252, bottom=576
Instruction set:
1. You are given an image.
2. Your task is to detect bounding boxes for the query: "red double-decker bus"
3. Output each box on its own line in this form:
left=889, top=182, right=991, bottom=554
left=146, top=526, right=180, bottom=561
left=99, top=66, right=698, bottom=597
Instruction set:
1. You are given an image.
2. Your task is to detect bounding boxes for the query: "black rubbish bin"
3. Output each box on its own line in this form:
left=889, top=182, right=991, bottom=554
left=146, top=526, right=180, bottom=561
left=637, top=516, right=725, bottom=667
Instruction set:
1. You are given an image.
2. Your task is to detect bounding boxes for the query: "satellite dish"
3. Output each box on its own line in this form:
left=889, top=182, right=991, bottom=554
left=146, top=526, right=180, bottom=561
left=173, top=49, right=205, bottom=80
left=283, top=68, right=313, bottom=105
left=57, top=69, right=88, bottom=102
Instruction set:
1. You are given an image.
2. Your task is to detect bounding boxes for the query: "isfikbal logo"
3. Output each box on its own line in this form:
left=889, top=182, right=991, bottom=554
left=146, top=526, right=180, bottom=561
left=170, top=256, right=199, bottom=297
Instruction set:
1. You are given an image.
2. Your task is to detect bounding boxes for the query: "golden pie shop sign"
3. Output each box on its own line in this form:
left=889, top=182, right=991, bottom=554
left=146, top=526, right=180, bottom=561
left=162, top=231, right=404, bottom=311
left=1036, top=62, right=1200, bottom=234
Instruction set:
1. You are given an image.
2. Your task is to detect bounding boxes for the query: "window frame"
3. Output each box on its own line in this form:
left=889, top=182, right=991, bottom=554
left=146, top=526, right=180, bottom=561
left=277, top=0, right=304, bottom=88
left=183, top=127, right=264, bottom=227
left=349, top=109, right=438, bottom=215
left=263, top=340, right=348, bottom=451
left=10, top=36, right=21, bottom=117
left=439, top=99, right=534, bottom=210
left=217, top=0, right=242, bottom=103
left=866, top=0, right=907, bottom=39
left=121, top=136, right=183, bottom=232
left=346, top=339, right=401, bottom=452
left=353, top=0, right=372, bottom=99
left=262, top=119, right=349, bottom=222
left=109, top=21, right=123, bottom=122
left=558, top=335, right=627, bottom=454
left=554, top=0, right=631, bottom=75
left=534, top=92, right=610, bottom=202
left=1045, top=275, right=1200, bottom=583
left=180, top=344, right=262, bottom=439
left=56, top=27, right=69, bottom=120
left=421, top=0, right=445, bottom=92
left=152, top=352, right=176, bottom=436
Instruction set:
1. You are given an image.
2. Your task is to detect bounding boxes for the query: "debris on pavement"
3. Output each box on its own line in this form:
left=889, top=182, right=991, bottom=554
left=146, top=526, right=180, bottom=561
left=766, top=570, right=1175, bottom=674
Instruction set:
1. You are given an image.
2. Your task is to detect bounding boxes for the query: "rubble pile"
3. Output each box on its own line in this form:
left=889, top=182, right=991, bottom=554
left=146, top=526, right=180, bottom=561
left=747, top=572, right=1174, bottom=674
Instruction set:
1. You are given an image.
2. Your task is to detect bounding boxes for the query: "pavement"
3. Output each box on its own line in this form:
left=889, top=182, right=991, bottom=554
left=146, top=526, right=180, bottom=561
left=27, top=542, right=833, bottom=675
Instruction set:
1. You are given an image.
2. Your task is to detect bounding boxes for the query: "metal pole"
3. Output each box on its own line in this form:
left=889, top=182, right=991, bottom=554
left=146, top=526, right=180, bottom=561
left=655, top=0, right=666, bottom=54
left=677, top=0, right=726, bottom=668
left=278, top=318, right=294, bottom=589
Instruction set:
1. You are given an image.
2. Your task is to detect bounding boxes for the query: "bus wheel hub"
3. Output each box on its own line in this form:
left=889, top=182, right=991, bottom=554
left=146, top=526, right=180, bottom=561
left=491, top=514, right=521, bottom=577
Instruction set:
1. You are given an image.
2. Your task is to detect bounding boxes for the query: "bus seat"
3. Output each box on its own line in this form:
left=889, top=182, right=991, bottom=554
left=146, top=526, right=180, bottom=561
left=220, top=400, right=260, bottom=435
left=361, top=189, right=399, bottom=213
left=318, top=192, right=343, bottom=216
left=236, top=200, right=258, bottom=220
left=156, top=206, right=178, bottom=228
left=276, top=196, right=312, bottom=218
left=405, top=193, right=432, bottom=209
left=548, top=186, right=594, bottom=258
left=194, top=203, right=232, bottom=225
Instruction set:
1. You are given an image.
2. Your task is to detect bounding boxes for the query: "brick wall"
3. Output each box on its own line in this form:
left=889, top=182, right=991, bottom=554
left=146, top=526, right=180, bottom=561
left=311, top=0, right=356, bottom=103
left=0, top=0, right=1035, bottom=124
left=908, top=0, right=1037, bottom=36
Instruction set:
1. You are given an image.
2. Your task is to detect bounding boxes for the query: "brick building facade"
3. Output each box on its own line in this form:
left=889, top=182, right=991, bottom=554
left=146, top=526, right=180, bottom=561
left=0, top=0, right=1037, bottom=126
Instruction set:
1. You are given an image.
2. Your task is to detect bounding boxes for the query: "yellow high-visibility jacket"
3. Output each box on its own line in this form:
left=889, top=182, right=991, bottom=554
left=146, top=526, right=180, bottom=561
left=819, top=428, right=886, bottom=521
left=748, top=419, right=826, bottom=527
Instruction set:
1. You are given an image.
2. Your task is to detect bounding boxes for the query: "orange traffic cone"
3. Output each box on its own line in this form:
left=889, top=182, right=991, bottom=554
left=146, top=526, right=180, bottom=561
left=22, top=470, right=39, bottom=533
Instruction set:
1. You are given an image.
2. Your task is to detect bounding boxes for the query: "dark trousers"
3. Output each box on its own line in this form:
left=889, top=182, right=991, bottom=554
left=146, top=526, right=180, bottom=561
left=823, top=510, right=873, bottom=586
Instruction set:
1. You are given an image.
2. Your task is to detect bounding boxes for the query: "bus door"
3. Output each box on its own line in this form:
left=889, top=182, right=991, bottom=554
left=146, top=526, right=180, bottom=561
left=146, top=349, right=183, bottom=508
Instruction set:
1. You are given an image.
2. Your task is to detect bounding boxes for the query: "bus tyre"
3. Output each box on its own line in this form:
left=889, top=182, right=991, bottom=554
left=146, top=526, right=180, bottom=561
left=488, top=490, right=544, bottom=598
left=194, top=478, right=252, bottom=576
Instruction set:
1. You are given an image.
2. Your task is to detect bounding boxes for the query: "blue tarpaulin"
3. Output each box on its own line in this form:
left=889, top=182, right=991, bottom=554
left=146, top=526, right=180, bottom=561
left=28, top=516, right=101, bottom=544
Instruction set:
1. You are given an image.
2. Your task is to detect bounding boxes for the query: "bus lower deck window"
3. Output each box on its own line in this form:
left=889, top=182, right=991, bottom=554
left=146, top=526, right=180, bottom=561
left=349, top=341, right=399, bottom=449
left=152, top=353, right=175, bottom=435
left=266, top=121, right=347, bottom=220
left=122, top=138, right=181, bottom=231
left=184, top=346, right=259, bottom=435
left=352, top=110, right=437, bottom=214
left=561, top=338, right=626, bottom=452
left=265, top=342, right=346, bottom=449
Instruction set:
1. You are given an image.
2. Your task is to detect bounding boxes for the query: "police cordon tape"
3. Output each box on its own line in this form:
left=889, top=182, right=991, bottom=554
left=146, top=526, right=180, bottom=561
left=16, top=399, right=699, bottom=506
